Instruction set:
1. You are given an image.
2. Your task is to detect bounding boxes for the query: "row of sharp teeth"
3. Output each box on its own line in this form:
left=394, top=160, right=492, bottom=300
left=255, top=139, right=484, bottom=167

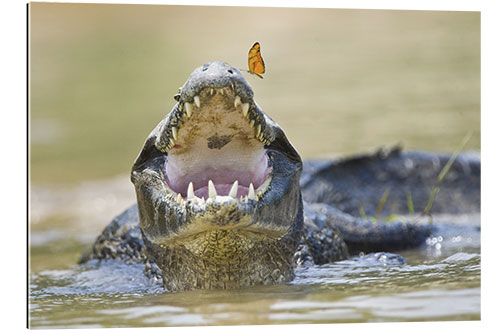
left=173, top=180, right=262, bottom=205
left=165, top=91, right=270, bottom=150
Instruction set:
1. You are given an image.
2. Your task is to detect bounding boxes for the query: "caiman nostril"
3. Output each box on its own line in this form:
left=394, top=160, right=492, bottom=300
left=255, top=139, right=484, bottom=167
left=228, top=69, right=234, bottom=74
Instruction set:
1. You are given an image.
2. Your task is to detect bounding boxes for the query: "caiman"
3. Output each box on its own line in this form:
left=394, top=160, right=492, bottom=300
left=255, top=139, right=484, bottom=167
left=80, top=61, right=480, bottom=292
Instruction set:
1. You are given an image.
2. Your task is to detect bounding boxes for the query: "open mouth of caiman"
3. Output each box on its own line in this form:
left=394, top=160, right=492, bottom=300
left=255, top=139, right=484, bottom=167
left=131, top=61, right=302, bottom=244
left=129, top=62, right=304, bottom=290
left=161, top=85, right=272, bottom=204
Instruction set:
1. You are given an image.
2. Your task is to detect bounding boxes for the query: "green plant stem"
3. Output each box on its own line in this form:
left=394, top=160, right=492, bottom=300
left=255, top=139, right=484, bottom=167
left=374, top=188, right=391, bottom=221
left=422, top=131, right=473, bottom=216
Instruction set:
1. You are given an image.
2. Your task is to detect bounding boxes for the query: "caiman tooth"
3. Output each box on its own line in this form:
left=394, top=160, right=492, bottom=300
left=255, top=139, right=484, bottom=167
left=208, top=180, right=217, bottom=198
left=255, top=124, right=261, bottom=138
left=200, top=197, right=206, bottom=204
left=250, top=119, right=255, bottom=128
left=187, top=182, right=195, bottom=199
left=176, top=193, right=183, bottom=204
left=169, top=138, right=175, bottom=147
left=194, top=95, right=200, bottom=108
left=248, top=183, right=255, bottom=200
left=171, top=127, right=178, bottom=141
left=234, top=95, right=241, bottom=108
left=210, top=88, right=215, bottom=95
left=256, top=175, right=272, bottom=194
left=228, top=180, right=238, bottom=198
left=185, top=102, right=193, bottom=118
left=220, top=88, right=225, bottom=96
left=242, top=103, right=249, bottom=117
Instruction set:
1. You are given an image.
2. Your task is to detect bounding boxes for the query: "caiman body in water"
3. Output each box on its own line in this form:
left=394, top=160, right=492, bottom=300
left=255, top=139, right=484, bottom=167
left=81, top=62, right=480, bottom=292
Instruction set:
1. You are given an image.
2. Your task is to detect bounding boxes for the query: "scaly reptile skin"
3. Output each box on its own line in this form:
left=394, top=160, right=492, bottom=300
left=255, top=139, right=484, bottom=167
left=80, top=62, right=480, bottom=292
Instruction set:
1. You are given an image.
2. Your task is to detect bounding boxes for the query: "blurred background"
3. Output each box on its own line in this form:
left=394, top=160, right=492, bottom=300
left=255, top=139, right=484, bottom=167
left=30, top=3, right=480, bottom=184
left=29, top=3, right=480, bottom=253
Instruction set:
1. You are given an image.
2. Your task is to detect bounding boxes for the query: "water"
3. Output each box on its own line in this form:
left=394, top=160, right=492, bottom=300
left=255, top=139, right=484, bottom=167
left=29, top=179, right=481, bottom=327
left=29, top=243, right=480, bottom=327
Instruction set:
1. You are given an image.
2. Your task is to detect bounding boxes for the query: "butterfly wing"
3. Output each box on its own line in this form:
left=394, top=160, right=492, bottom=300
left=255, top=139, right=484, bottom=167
left=248, top=42, right=265, bottom=78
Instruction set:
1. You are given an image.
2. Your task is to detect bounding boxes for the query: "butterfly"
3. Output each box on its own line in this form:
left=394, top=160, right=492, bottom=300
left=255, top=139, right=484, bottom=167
left=247, top=42, right=265, bottom=79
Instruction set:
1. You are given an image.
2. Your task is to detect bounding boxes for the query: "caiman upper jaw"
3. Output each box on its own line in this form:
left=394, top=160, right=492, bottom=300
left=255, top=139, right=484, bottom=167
left=156, top=62, right=274, bottom=152
left=164, top=86, right=272, bottom=149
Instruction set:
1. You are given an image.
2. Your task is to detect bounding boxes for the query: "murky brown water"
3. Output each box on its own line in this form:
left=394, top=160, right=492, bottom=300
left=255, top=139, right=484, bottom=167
left=29, top=4, right=480, bottom=328
left=30, top=233, right=480, bottom=328
left=28, top=177, right=480, bottom=328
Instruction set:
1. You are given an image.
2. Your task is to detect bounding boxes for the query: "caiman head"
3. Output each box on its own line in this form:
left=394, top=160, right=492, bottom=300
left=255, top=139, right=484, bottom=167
left=131, top=61, right=303, bottom=292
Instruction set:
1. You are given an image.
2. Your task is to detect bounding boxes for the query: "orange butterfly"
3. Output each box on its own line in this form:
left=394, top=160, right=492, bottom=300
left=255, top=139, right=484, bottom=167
left=248, top=42, right=265, bottom=79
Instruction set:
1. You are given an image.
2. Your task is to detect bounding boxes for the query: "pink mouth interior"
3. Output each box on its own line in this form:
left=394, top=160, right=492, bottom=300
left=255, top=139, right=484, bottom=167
left=165, top=152, right=270, bottom=199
